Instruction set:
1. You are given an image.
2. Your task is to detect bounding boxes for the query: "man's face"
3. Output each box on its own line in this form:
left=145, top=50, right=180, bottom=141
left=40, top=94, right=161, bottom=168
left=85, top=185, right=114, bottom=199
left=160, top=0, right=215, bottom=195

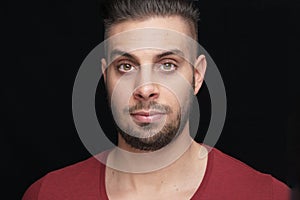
left=103, top=16, right=204, bottom=151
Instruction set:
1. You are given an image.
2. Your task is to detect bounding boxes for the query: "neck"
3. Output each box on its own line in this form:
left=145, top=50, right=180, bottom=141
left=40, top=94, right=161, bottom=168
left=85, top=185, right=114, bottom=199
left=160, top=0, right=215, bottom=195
left=120, top=141, right=200, bottom=186
left=107, top=122, right=193, bottom=173
left=105, top=122, right=208, bottom=197
left=105, top=141, right=208, bottom=198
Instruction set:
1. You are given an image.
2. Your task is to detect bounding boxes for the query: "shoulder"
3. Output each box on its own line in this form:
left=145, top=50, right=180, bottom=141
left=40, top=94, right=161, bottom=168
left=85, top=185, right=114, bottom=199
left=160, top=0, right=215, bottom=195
left=211, top=147, right=270, bottom=179
left=22, top=156, right=102, bottom=200
left=204, top=147, right=290, bottom=199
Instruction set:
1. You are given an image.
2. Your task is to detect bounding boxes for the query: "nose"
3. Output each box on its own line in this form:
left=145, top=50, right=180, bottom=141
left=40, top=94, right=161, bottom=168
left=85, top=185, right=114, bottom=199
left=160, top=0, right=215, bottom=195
left=133, top=84, right=159, bottom=102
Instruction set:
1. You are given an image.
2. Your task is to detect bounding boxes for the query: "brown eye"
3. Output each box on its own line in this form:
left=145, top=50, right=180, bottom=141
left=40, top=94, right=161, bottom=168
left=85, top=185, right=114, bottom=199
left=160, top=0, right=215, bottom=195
left=118, top=63, right=135, bottom=72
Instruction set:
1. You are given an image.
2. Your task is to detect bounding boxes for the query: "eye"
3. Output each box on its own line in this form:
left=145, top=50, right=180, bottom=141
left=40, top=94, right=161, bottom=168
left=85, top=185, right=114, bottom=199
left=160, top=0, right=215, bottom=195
left=159, top=63, right=177, bottom=72
left=117, top=63, right=135, bottom=73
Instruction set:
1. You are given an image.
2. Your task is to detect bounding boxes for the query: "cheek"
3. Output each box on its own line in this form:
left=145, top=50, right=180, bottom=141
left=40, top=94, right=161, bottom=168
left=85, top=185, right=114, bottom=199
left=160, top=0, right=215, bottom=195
left=159, top=88, right=180, bottom=108
left=108, top=76, right=137, bottom=109
left=184, top=68, right=194, bottom=86
left=164, top=84, right=193, bottom=114
left=105, top=80, right=114, bottom=102
left=105, top=69, right=119, bottom=98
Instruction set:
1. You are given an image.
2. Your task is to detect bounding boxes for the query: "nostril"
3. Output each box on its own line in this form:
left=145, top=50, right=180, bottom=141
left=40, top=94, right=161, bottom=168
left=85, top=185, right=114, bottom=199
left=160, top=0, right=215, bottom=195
left=133, top=85, right=159, bottom=101
left=137, top=94, right=143, bottom=99
left=149, top=93, right=156, bottom=98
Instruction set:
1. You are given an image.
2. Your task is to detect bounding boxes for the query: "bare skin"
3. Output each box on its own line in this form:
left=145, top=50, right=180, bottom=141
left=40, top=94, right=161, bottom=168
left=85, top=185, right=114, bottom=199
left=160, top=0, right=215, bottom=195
left=102, top=16, right=208, bottom=199
left=105, top=141, right=207, bottom=200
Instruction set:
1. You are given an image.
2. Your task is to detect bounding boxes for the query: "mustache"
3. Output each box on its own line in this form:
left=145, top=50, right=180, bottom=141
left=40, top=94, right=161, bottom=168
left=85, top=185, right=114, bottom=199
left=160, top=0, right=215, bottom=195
left=126, top=101, right=172, bottom=114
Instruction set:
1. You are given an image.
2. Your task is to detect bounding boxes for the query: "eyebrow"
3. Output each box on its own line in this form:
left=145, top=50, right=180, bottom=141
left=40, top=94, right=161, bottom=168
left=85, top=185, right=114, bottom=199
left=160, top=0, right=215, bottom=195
left=156, top=49, right=185, bottom=59
left=109, top=49, right=185, bottom=61
left=109, top=49, right=136, bottom=61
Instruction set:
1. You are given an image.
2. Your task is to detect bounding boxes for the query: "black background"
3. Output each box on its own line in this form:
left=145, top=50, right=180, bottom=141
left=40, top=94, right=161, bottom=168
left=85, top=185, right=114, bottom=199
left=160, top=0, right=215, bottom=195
left=3, top=0, right=298, bottom=199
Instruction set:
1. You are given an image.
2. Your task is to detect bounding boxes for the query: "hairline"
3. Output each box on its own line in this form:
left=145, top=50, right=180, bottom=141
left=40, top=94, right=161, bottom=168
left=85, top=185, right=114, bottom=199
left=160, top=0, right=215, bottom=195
left=104, top=15, right=198, bottom=41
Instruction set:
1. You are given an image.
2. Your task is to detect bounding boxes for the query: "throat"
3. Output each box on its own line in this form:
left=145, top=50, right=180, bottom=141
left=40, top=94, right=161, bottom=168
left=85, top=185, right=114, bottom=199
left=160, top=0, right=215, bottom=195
left=105, top=141, right=208, bottom=199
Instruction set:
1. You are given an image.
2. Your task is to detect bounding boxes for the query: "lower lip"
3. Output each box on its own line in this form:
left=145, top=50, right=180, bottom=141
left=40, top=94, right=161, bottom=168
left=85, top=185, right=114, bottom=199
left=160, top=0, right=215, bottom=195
left=131, top=114, right=165, bottom=123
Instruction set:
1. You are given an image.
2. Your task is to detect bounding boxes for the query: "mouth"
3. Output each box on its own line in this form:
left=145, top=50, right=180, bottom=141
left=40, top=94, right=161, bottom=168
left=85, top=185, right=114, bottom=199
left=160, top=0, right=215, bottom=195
left=130, top=110, right=166, bottom=124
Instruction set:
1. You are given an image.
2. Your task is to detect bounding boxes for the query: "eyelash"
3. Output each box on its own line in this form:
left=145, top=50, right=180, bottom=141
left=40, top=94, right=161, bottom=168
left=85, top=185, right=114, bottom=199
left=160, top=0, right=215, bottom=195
left=157, top=63, right=178, bottom=72
left=117, top=63, right=136, bottom=73
left=115, top=60, right=178, bottom=73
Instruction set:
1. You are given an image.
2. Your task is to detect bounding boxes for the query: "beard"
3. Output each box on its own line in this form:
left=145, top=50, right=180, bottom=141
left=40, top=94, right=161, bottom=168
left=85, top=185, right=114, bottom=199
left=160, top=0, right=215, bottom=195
left=115, top=100, right=190, bottom=151
left=118, top=115, right=180, bottom=151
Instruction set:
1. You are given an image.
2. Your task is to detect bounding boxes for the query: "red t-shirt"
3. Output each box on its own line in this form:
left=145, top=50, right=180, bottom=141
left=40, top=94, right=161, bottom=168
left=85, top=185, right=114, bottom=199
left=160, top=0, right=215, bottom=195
left=23, top=148, right=290, bottom=199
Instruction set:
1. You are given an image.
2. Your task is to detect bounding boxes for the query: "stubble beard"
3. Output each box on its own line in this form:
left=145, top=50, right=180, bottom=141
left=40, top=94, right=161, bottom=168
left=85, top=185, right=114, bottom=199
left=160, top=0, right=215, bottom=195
left=116, top=101, right=191, bottom=152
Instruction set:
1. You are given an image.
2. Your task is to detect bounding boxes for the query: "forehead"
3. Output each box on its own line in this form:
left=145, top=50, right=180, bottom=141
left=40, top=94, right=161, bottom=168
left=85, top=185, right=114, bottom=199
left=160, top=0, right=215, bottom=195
left=105, top=16, right=197, bottom=62
left=107, top=16, right=194, bottom=38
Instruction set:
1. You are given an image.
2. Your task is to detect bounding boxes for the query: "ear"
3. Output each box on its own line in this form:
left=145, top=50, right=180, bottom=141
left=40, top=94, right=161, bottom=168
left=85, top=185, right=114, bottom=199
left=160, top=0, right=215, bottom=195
left=101, top=58, right=107, bottom=83
left=193, top=54, right=207, bottom=95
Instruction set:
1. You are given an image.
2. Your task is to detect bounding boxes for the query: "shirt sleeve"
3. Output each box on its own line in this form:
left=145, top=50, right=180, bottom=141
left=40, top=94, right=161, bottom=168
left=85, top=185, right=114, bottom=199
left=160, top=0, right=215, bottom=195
left=272, top=177, right=291, bottom=200
left=22, top=177, right=45, bottom=200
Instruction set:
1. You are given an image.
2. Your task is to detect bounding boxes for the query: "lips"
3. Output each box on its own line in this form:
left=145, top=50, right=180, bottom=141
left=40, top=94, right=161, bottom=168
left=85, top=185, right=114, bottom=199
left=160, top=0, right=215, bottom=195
left=130, top=110, right=165, bottom=123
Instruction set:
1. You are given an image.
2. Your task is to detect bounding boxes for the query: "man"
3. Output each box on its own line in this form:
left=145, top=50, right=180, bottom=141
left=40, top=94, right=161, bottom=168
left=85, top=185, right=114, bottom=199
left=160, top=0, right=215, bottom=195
left=23, top=0, right=290, bottom=199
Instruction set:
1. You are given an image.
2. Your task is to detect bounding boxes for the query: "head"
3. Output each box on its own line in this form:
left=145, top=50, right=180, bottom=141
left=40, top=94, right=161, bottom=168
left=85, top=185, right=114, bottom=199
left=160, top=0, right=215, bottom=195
left=101, top=0, right=207, bottom=152
left=101, top=0, right=200, bottom=40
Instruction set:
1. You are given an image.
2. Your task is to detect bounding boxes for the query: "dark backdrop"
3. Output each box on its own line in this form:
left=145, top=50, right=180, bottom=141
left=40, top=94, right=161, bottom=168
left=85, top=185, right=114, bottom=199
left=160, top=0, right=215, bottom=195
left=3, top=0, right=296, bottom=199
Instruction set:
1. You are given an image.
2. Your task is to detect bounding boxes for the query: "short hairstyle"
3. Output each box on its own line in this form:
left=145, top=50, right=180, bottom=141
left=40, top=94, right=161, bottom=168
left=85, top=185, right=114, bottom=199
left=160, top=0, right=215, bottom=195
left=100, top=0, right=200, bottom=39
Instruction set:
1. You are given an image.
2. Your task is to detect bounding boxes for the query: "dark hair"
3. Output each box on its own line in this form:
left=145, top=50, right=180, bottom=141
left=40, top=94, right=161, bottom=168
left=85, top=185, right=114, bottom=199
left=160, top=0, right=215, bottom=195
left=100, top=0, right=200, bottom=38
